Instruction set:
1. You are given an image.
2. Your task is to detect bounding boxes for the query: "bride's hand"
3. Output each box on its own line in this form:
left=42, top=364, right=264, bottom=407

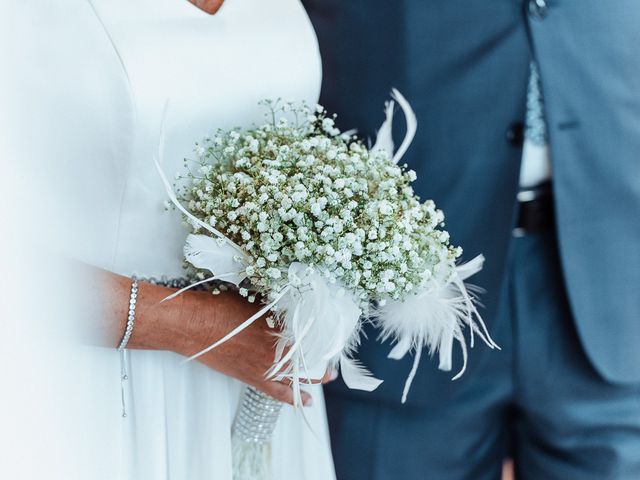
left=179, top=290, right=326, bottom=406
left=101, top=272, right=329, bottom=406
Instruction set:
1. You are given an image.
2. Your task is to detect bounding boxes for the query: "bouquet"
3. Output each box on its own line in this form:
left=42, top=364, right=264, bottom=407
left=155, top=90, right=497, bottom=480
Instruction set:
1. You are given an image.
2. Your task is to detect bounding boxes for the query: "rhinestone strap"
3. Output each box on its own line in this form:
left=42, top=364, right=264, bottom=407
left=118, top=275, right=138, bottom=351
left=233, top=386, right=283, bottom=443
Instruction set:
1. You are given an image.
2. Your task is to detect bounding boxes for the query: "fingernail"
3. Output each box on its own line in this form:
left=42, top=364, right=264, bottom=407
left=303, top=396, right=313, bottom=407
left=329, top=369, right=338, bottom=381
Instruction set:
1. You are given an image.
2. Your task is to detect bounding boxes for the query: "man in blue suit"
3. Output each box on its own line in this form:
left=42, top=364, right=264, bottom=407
left=304, top=1, right=640, bottom=478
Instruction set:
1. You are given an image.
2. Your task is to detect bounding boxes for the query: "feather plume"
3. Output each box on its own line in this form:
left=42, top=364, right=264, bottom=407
left=268, top=263, right=381, bottom=393
left=340, top=355, right=384, bottom=391
left=375, top=255, right=498, bottom=403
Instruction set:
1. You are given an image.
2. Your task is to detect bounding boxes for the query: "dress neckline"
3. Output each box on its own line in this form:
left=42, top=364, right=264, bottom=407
left=182, top=0, right=219, bottom=17
left=88, top=0, right=218, bottom=21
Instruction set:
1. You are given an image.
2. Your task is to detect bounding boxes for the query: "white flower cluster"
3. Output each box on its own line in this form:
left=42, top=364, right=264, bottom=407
left=179, top=101, right=462, bottom=305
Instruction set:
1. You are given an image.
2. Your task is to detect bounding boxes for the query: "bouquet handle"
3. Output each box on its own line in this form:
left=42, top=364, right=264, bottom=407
left=232, top=386, right=283, bottom=480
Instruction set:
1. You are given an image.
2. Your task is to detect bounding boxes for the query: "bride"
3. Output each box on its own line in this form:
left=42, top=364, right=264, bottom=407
left=10, top=0, right=336, bottom=478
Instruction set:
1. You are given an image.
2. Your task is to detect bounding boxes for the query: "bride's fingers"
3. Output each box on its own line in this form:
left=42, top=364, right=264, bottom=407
left=321, top=369, right=335, bottom=384
left=259, top=381, right=313, bottom=407
left=267, top=369, right=323, bottom=385
left=278, top=375, right=324, bottom=385
left=299, top=368, right=334, bottom=384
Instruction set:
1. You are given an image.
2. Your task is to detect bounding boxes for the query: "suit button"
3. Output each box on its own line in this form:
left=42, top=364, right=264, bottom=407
left=528, top=0, right=548, bottom=19
left=506, top=121, right=524, bottom=146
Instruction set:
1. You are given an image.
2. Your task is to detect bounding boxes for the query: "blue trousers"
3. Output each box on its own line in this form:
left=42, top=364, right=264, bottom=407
left=325, top=231, right=640, bottom=479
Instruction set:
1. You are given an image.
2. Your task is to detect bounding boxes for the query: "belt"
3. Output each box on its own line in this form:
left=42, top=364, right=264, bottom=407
left=513, top=181, right=554, bottom=237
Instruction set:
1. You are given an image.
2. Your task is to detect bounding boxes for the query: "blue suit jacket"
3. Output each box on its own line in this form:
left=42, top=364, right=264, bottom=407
left=304, top=0, right=640, bottom=404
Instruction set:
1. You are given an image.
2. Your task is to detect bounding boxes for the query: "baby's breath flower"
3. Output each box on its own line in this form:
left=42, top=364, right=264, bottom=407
left=178, top=101, right=461, bottom=304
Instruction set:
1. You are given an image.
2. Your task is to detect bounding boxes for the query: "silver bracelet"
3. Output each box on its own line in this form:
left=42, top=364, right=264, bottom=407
left=118, top=275, right=138, bottom=350
left=118, top=275, right=138, bottom=418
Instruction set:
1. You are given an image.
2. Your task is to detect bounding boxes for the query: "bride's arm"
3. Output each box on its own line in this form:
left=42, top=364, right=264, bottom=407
left=94, top=268, right=320, bottom=406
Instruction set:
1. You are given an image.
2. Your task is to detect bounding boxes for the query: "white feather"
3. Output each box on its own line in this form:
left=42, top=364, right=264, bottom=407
left=340, top=355, right=383, bottom=391
left=370, top=89, right=417, bottom=165
left=183, top=233, right=247, bottom=287
left=375, top=255, right=498, bottom=403
left=371, top=100, right=395, bottom=157
left=154, top=103, right=245, bottom=255
left=231, top=436, right=271, bottom=480
left=269, top=263, right=381, bottom=393
left=390, top=88, right=417, bottom=165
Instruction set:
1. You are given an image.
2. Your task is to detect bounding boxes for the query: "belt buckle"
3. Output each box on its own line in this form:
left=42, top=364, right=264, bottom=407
left=513, top=182, right=553, bottom=237
left=512, top=227, right=526, bottom=238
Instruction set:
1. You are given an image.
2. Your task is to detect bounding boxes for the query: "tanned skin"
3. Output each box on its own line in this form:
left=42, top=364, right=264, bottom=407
left=188, top=0, right=225, bottom=15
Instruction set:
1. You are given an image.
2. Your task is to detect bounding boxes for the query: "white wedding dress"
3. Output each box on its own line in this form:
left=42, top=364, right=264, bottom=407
left=6, top=1, right=335, bottom=479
